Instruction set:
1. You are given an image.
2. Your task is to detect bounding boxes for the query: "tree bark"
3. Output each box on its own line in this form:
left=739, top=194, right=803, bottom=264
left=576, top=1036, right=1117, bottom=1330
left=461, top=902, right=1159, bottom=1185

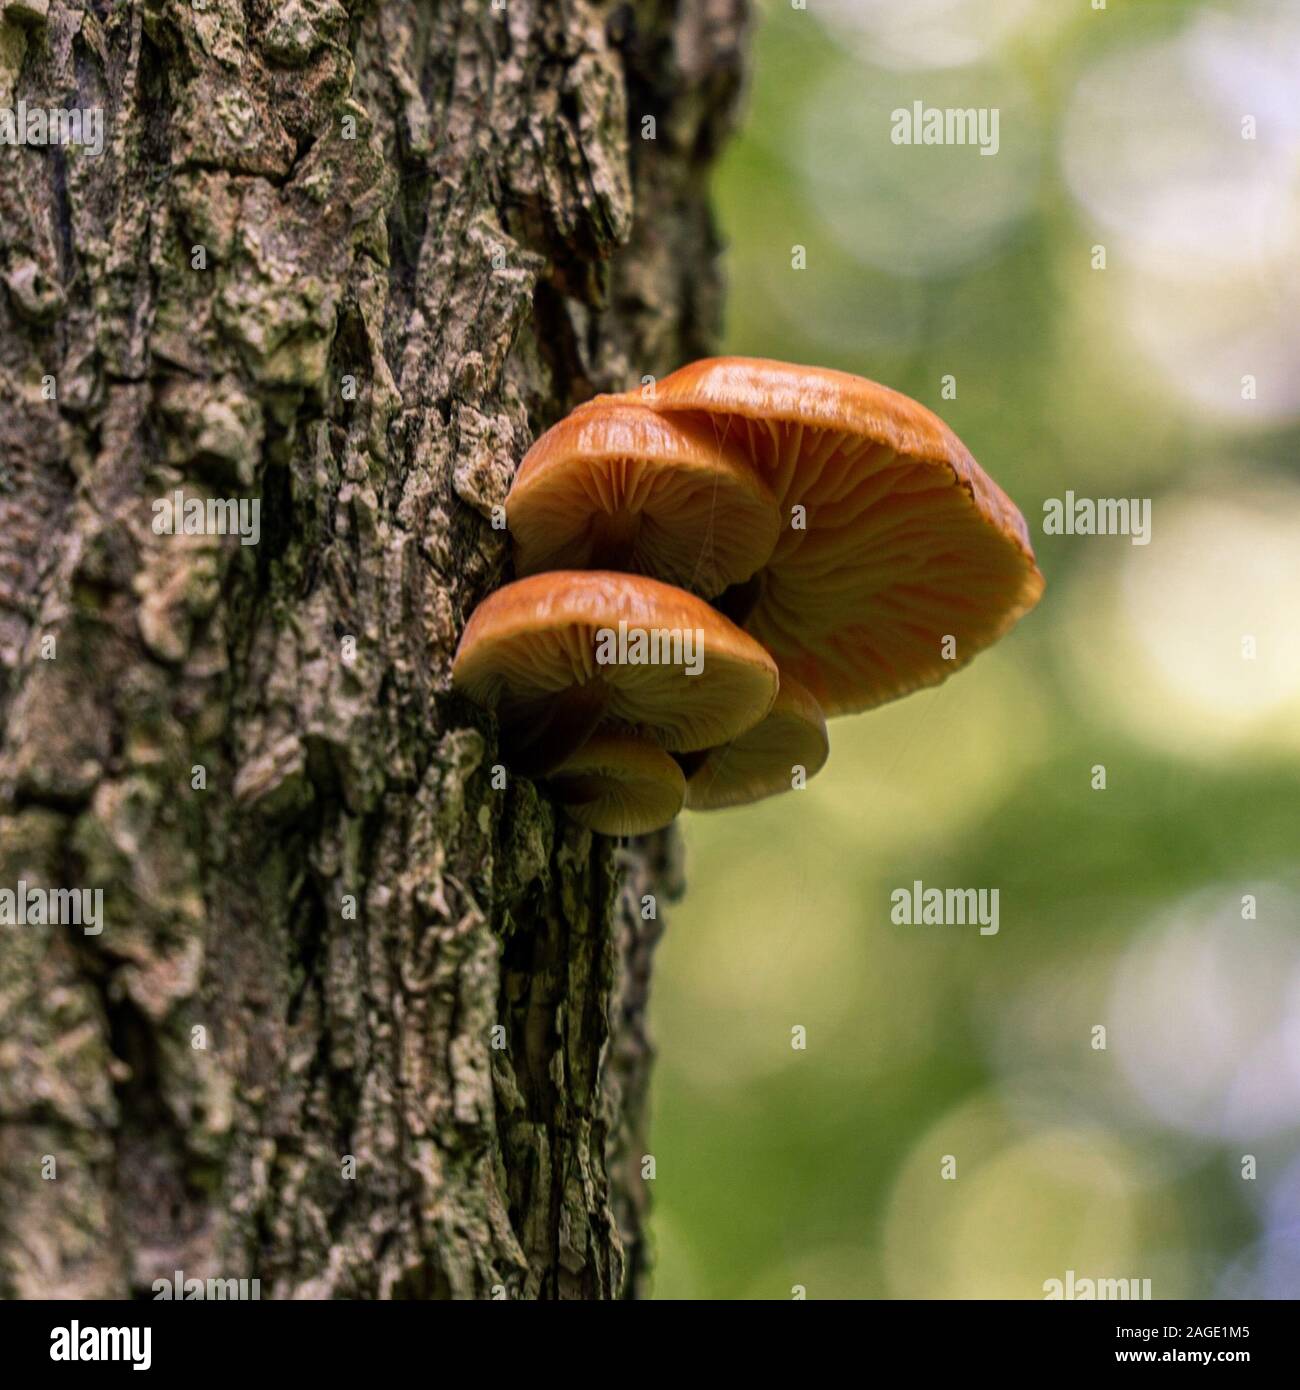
left=0, top=0, right=746, bottom=1299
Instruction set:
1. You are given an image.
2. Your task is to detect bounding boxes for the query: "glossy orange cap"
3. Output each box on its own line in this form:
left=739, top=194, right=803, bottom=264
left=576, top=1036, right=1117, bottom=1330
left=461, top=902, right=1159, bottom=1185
left=508, top=401, right=779, bottom=598
left=548, top=733, right=687, bottom=836
left=452, top=570, right=778, bottom=755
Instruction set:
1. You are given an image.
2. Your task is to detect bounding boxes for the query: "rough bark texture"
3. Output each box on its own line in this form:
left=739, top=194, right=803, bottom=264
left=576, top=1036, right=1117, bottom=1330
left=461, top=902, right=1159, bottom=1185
left=0, top=0, right=745, bottom=1299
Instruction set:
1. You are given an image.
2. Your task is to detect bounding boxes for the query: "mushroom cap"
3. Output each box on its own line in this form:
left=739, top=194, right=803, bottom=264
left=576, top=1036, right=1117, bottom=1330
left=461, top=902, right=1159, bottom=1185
left=508, top=401, right=779, bottom=597
left=684, top=668, right=829, bottom=810
left=547, top=732, right=686, bottom=836
left=451, top=570, right=778, bottom=754
left=644, top=356, right=1045, bottom=716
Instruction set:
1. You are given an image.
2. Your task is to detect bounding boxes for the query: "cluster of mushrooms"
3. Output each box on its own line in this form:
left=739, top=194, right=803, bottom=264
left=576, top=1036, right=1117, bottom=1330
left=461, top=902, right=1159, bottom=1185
left=452, top=357, right=1044, bottom=836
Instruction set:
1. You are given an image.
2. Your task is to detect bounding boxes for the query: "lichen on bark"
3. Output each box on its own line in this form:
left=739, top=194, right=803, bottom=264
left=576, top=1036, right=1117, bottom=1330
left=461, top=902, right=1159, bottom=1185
left=0, top=0, right=747, bottom=1298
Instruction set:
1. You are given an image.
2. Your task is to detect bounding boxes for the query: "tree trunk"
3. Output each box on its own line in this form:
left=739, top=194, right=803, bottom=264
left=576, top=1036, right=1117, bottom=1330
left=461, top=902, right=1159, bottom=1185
left=0, top=0, right=746, bottom=1299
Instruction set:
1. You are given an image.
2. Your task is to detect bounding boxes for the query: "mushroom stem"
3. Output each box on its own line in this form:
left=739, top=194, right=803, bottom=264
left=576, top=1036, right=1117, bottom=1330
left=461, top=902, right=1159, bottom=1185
left=501, top=681, right=609, bottom=778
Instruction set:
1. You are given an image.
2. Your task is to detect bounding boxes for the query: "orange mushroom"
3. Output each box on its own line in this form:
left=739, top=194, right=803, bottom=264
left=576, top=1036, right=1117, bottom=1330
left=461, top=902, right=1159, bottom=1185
left=681, top=667, right=829, bottom=810
left=451, top=570, right=778, bottom=776
left=547, top=732, right=686, bottom=836
left=507, top=400, right=779, bottom=598
left=638, top=356, right=1044, bottom=716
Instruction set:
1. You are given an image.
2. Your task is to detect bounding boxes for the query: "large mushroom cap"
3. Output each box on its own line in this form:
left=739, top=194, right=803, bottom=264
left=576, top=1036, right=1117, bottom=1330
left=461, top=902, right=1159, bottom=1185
left=645, top=356, right=1044, bottom=716
left=547, top=732, right=686, bottom=836
left=683, top=668, right=829, bottom=810
left=452, top=570, right=778, bottom=769
left=508, top=401, right=779, bottom=598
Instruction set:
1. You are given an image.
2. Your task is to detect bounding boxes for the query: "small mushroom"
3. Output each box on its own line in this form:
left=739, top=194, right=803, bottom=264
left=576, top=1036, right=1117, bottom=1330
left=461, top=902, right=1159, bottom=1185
left=451, top=569, right=778, bottom=776
left=681, top=668, right=829, bottom=810
left=507, top=400, right=779, bottom=597
left=640, top=356, right=1045, bottom=716
left=547, top=732, right=686, bottom=836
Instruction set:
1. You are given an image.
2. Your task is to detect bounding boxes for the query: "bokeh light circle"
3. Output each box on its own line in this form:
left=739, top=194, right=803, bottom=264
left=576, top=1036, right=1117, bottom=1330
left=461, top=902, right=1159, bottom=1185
left=1109, top=887, right=1300, bottom=1141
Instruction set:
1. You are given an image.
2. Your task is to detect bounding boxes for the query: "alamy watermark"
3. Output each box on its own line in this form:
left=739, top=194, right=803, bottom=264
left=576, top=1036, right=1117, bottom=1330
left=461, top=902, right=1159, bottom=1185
left=152, top=489, right=261, bottom=546
left=152, top=1270, right=261, bottom=1300
left=0, top=882, right=102, bottom=935
left=1044, top=1269, right=1151, bottom=1300
left=595, top=621, right=704, bottom=676
left=891, top=102, right=1000, bottom=157
left=890, top=880, right=999, bottom=936
left=1043, top=492, right=1151, bottom=545
left=1, top=100, right=104, bottom=157
left=50, top=1323, right=150, bottom=1370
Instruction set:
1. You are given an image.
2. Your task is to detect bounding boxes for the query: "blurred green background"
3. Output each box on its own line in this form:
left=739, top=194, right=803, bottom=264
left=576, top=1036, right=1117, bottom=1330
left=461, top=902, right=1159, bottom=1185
left=648, top=0, right=1300, bottom=1299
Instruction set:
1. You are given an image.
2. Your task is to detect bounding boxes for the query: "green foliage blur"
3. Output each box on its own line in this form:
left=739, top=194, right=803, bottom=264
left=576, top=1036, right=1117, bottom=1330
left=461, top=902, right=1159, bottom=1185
left=649, top=0, right=1300, bottom=1300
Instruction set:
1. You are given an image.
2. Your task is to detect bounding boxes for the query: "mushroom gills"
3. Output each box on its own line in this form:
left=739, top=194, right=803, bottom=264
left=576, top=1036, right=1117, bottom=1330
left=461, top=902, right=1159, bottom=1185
left=643, top=356, right=1046, bottom=715
left=682, top=669, right=830, bottom=810
left=546, top=733, right=687, bottom=837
